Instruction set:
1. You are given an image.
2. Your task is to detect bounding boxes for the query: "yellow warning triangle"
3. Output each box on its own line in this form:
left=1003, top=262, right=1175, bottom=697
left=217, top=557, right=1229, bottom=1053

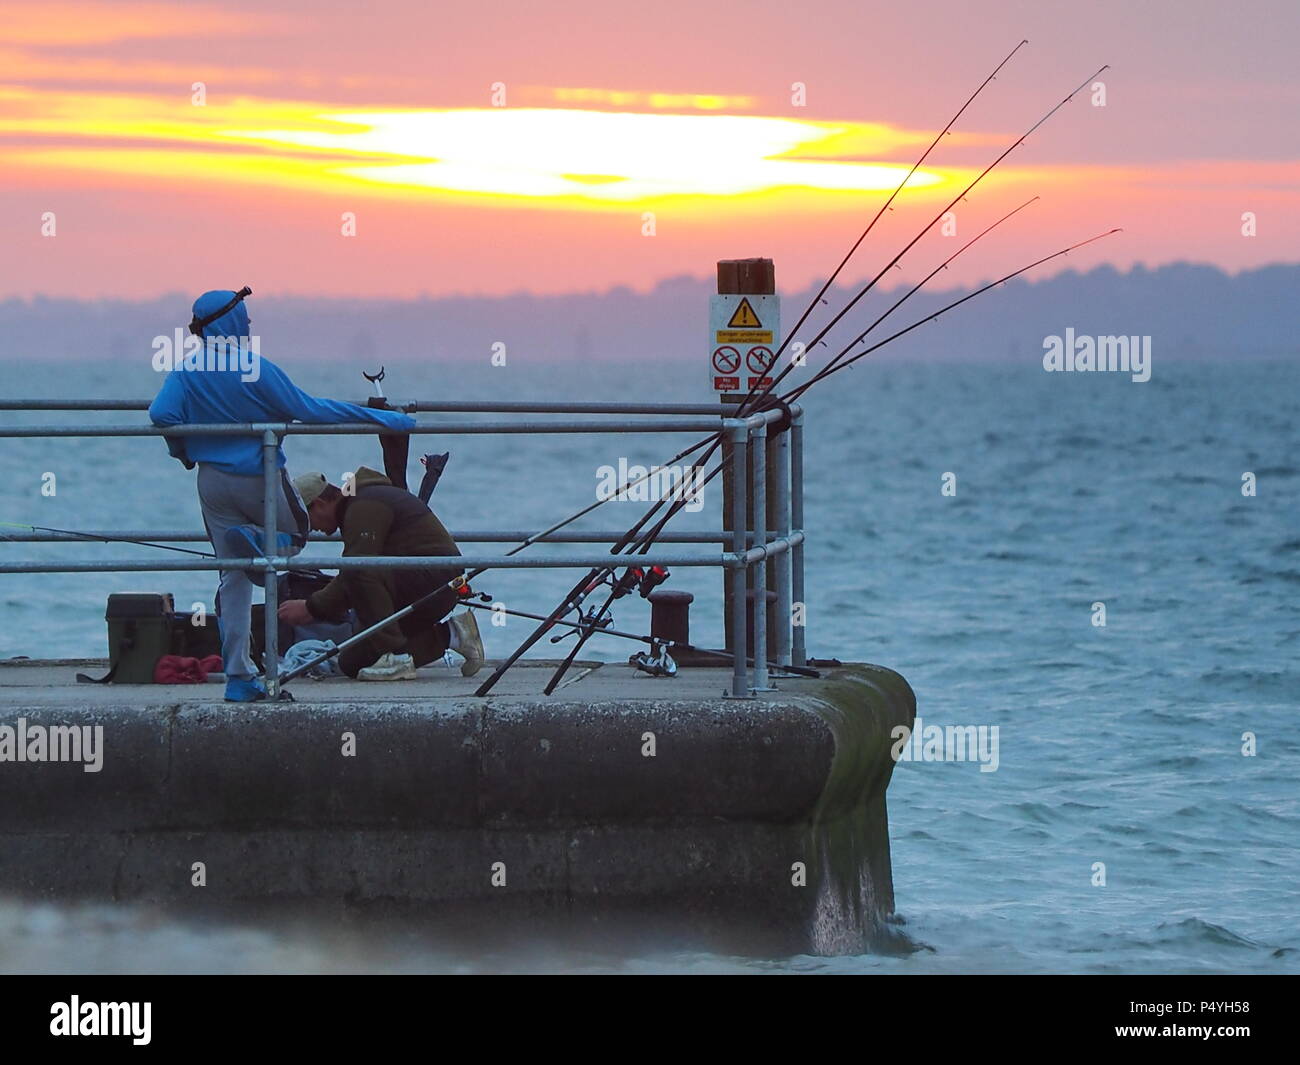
left=727, top=298, right=762, bottom=329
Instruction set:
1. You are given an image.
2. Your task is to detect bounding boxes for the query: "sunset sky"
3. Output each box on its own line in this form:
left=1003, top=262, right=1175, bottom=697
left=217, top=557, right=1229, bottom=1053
left=3, top=0, right=1297, bottom=299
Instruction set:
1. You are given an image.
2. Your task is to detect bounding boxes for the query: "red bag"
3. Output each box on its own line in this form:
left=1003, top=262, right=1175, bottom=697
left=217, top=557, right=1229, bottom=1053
left=154, top=654, right=224, bottom=684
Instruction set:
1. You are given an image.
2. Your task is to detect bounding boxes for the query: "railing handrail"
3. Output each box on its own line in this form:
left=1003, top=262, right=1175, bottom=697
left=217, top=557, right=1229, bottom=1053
left=0, top=399, right=737, bottom=415
left=0, top=540, right=803, bottom=575
left=0, top=418, right=730, bottom=437
left=0, top=400, right=807, bottom=695
left=2, top=529, right=737, bottom=544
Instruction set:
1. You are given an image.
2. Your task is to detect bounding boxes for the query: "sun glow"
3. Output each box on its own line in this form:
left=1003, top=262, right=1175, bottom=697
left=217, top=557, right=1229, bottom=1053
left=223, top=108, right=944, bottom=203
left=2, top=84, right=949, bottom=208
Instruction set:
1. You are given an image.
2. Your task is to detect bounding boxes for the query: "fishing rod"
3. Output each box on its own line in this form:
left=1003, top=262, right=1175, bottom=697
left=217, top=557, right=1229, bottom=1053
left=784, top=194, right=1041, bottom=392
left=753, top=63, right=1109, bottom=409
left=538, top=462, right=729, bottom=694
left=277, top=568, right=788, bottom=688
left=462, top=600, right=821, bottom=677
left=786, top=228, right=1124, bottom=400
left=530, top=60, right=1107, bottom=702
left=641, top=47, right=1048, bottom=497
left=616, top=201, right=1041, bottom=560
left=480, top=45, right=1036, bottom=695
left=0, top=521, right=215, bottom=558
left=538, top=226, right=1122, bottom=695
left=474, top=451, right=735, bottom=697
left=767, top=39, right=1029, bottom=379
left=465, top=598, right=660, bottom=646
left=569, top=61, right=1094, bottom=562
left=471, top=455, right=720, bottom=695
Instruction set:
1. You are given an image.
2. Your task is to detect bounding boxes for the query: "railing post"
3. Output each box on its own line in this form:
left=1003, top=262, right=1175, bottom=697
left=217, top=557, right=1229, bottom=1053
left=772, top=421, right=792, bottom=668
left=790, top=408, right=807, bottom=668
left=261, top=429, right=280, bottom=698
left=750, top=422, right=773, bottom=691
left=728, top=424, right=750, bottom=698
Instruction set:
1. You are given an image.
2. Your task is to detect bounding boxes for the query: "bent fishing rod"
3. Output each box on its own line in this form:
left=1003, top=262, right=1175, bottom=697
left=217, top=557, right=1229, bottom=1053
left=784, top=228, right=1124, bottom=401
left=780, top=194, right=1041, bottom=394
left=745, top=63, right=1109, bottom=418
left=476, top=45, right=1045, bottom=693
left=768, top=38, right=1029, bottom=378
left=553, top=60, right=1107, bottom=565
left=564, top=59, right=1103, bottom=568
left=534, top=227, right=1122, bottom=695
left=528, top=198, right=1046, bottom=693
left=638, top=46, right=1051, bottom=490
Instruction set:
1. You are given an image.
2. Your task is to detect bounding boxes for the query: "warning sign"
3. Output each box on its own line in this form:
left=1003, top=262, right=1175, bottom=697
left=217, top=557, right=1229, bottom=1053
left=727, top=298, right=762, bottom=329
left=709, top=293, right=780, bottom=395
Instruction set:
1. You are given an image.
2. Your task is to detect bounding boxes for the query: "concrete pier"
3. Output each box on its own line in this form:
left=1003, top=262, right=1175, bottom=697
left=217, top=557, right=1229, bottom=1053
left=0, top=658, right=915, bottom=956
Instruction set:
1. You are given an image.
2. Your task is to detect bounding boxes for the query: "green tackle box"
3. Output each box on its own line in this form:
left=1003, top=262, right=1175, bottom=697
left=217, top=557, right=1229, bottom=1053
left=104, top=592, right=176, bottom=684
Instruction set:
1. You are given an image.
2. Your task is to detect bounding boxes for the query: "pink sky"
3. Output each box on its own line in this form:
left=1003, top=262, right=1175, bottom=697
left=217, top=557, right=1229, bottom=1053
left=2, top=0, right=1297, bottom=299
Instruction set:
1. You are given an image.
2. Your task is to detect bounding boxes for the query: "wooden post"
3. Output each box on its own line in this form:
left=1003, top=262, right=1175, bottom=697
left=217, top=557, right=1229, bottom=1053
left=718, top=258, right=775, bottom=655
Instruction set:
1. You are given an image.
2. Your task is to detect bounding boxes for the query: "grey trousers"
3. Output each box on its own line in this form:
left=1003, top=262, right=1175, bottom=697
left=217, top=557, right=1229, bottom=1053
left=197, top=464, right=309, bottom=678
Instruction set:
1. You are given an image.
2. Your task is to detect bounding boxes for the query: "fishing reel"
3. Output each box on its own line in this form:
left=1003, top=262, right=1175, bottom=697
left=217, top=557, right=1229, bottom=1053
left=637, top=564, right=670, bottom=598
left=552, top=564, right=672, bottom=644
left=629, top=640, right=677, bottom=678
left=550, top=606, right=614, bottom=644
left=586, top=565, right=671, bottom=602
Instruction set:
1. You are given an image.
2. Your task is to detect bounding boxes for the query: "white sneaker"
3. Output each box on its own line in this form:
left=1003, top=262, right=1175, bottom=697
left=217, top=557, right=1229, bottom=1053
left=358, top=652, right=417, bottom=681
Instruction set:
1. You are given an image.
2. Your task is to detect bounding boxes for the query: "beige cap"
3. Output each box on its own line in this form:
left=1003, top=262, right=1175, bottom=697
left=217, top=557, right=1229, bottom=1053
left=294, top=471, right=329, bottom=507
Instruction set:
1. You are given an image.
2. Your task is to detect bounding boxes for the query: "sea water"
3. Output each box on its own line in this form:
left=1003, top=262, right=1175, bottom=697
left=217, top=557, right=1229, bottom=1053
left=0, top=356, right=1295, bottom=974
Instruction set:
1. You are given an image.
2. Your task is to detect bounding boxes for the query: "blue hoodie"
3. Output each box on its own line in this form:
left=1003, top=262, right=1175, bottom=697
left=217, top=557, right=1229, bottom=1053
left=149, top=290, right=416, bottom=476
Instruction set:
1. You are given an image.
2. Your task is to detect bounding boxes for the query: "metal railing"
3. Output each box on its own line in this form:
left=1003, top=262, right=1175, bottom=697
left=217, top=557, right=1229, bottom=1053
left=0, top=399, right=806, bottom=697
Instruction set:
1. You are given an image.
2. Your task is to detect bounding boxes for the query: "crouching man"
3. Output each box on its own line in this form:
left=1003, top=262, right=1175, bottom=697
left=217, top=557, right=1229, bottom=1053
left=276, top=467, right=484, bottom=680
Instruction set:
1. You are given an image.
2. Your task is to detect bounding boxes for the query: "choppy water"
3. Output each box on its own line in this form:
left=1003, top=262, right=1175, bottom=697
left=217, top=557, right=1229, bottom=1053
left=1, top=356, right=1297, bottom=973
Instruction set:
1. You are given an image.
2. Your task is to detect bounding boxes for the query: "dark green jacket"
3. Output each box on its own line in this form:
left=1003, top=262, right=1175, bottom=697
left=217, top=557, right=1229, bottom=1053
left=307, top=466, right=459, bottom=621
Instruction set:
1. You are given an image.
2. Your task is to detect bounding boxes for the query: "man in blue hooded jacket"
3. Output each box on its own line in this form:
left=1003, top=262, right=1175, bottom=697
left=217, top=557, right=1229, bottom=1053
left=149, top=287, right=415, bottom=701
